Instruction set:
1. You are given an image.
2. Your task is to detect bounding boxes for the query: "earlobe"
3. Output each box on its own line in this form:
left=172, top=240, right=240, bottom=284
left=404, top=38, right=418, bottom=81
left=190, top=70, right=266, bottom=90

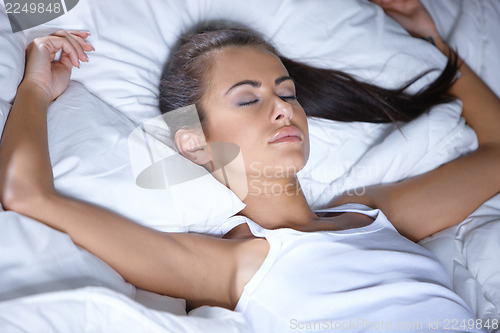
left=175, top=129, right=211, bottom=165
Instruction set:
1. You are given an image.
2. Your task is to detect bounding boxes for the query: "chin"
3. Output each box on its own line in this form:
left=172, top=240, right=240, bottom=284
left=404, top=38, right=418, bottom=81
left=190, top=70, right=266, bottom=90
left=274, top=154, right=307, bottom=177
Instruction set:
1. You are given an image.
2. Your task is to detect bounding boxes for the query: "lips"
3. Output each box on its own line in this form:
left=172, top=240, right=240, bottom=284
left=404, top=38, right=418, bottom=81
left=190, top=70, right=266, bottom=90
left=269, top=125, right=303, bottom=144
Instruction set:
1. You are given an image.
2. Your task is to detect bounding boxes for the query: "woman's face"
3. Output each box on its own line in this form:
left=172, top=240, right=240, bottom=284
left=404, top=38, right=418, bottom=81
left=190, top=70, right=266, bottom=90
left=200, top=45, right=310, bottom=182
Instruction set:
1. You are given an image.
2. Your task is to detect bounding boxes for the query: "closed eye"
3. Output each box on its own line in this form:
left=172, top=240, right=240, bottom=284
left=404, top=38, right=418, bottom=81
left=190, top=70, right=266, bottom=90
left=238, top=95, right=296, bottom=107
left=238, top=99, right=259, bottom=106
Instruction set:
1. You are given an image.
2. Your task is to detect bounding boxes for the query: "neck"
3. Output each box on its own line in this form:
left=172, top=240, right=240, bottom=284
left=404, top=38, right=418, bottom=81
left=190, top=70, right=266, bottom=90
left=239, top=176, right=318, bottom=229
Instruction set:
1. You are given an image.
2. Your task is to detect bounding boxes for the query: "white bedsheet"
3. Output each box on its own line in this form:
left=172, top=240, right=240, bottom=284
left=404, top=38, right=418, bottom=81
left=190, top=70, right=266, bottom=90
left=0, top=287, right=249, bottom=333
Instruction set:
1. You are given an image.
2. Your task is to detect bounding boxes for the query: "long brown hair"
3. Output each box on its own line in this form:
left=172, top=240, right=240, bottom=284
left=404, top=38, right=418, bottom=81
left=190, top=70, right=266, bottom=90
left=159, top=22, right=458, bottom=125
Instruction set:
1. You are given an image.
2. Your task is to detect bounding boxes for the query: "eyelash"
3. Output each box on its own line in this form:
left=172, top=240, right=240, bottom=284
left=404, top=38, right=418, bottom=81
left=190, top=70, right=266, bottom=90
left=238, top=96, right=297, bottom=107
left=281, top=95, right=297, bottom=101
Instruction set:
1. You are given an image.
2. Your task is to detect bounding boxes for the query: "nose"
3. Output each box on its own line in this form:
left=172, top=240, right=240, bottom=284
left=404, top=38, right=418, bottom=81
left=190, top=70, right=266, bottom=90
left=271, top=97, right=293, bottom=123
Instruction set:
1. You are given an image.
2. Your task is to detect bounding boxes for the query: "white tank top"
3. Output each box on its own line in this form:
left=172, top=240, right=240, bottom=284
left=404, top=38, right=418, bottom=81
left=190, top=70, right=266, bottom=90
left=217, top=203, right=481, bottom=333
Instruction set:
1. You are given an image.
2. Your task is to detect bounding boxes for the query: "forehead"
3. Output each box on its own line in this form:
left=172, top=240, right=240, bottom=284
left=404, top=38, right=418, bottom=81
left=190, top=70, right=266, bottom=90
left=210, top=46, right=289, bottom=86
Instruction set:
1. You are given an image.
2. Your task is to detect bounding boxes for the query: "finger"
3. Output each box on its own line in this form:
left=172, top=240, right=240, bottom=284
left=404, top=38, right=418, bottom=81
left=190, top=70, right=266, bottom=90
left=67, top=30, right=95, bottom=51
left=68, top=31, right=95, bottom=52
left=51, top=30, right=88, bottom=63
left=59, top=30, right=90, bottom=61
left=44, top=36, right=81, bottom=68
left=67, top=30, right=91, bottom=38
left=58, top=51, right=74, bottom=69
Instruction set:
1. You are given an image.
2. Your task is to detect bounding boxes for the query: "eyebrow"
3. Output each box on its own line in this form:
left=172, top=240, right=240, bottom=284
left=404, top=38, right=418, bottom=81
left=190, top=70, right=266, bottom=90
left=224, top=76, right=294, bottom=95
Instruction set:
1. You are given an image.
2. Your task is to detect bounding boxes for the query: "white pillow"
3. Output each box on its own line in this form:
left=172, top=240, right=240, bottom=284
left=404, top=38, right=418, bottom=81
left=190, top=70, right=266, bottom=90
left=15, top=0, right=449, bottom=120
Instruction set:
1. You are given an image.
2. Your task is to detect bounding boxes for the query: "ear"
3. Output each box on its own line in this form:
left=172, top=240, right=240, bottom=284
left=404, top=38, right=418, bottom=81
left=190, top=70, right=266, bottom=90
left=174, top=129, right=211, bottom=165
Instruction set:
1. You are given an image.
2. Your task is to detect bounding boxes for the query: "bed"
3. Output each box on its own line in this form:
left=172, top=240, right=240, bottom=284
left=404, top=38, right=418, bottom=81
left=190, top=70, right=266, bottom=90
left=0, top=0, right=499, bottom=332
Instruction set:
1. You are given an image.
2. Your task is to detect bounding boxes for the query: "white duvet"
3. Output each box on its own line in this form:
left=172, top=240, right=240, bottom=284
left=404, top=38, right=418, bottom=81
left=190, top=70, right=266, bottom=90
left=0, top=0, right=499, bottom=332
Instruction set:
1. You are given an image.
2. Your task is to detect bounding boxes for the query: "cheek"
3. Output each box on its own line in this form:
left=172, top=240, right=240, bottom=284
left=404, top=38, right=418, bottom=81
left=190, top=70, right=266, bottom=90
left=204, top=106, right=258, bottom=144
left=206, top=117, right=259, bottom=161
left=303, top=135, right=311, bottom=163
left=294, top=106, right=310, bottom=161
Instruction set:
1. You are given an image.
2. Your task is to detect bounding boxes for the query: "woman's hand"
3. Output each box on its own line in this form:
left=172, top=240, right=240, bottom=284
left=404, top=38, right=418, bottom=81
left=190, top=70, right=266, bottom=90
left=22, top=30, right=94, bottom=102
left=369, top=0, right=439, bottom=41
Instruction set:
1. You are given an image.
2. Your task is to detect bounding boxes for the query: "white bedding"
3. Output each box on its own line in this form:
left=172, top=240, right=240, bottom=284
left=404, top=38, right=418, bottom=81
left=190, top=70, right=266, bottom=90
left=0, top=0, right=499, bottom=332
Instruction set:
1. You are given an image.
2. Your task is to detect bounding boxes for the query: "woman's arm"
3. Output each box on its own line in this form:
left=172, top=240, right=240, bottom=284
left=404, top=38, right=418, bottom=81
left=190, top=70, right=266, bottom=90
left=332, top=0, right=500, bottom=241
left=0, top=32, right=243, bottom=309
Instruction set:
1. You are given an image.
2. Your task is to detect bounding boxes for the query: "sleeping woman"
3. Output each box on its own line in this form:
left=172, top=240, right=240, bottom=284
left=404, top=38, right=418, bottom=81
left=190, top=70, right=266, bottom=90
left=1, top=0, right=498, bottom=331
